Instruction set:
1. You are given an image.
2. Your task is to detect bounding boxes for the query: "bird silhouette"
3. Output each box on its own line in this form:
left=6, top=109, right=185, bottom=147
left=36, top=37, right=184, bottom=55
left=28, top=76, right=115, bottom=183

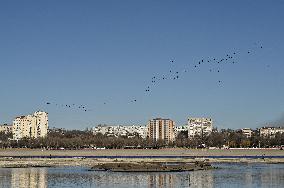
left=44, top=43, right=265, bottom=115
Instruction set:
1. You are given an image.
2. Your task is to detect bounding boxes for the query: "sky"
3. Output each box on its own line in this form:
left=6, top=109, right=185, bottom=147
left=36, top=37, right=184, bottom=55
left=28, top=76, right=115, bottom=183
left=1, top=0, right=284, bottom=130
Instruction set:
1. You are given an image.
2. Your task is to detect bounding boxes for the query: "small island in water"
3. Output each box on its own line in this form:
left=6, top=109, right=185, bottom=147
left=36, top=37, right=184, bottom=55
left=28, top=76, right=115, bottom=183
left=91, top=161, right=213, bottom=172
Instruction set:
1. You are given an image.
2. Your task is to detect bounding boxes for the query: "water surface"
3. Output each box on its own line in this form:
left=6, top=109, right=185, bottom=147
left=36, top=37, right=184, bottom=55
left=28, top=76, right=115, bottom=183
left=0, top=163, right=283, bottom=188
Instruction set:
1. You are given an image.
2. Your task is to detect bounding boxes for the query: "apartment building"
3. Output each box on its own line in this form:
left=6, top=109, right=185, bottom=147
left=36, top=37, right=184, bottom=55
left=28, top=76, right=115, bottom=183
left=147, top=118, right=175, bottom=142
left=188, top=118, right=213, bottom=138
left=0, top=124, right=13, bottom=134
left=12, top=111, right=48, bottom=140
left=260, top=127, right=284, bottom=138
left=93, top=125, right=147, bottom=138
left=241, top=128, right=253, bottom=138
left=174, top=125, right=188, bottom=138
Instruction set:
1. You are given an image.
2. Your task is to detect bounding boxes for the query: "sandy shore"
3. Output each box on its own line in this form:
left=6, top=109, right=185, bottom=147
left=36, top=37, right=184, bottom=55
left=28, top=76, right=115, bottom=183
left=0, top=148, right=283, bottom=168
left=0, top=148, right=283, bottom=157
left=0, top=156, right=283, bottom=168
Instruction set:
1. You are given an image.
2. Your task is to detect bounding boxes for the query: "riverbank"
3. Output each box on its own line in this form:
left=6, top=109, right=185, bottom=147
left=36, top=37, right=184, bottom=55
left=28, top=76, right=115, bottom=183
left=0, top=148, right=283, bottom=157
left=0, top=157, right=283, bottom=168
left=0, top=148, right=284, bottom=168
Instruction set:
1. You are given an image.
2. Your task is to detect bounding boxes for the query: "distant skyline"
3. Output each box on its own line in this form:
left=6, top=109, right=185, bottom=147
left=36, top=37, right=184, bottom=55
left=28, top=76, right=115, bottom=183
left=1, top=1, right=284, bottom=130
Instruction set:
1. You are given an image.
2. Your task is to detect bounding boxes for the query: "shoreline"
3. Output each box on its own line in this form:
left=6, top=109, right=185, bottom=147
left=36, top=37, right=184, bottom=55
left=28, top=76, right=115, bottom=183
left=0, top=148, right=284, bottom=168
left=0, top=158, right=283, bottom=169
left=0, top=148, right=284, bottom=156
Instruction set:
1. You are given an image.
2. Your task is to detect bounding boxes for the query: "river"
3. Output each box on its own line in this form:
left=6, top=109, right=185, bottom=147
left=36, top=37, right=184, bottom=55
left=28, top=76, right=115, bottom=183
left=0, top=163, right=283, bottom=188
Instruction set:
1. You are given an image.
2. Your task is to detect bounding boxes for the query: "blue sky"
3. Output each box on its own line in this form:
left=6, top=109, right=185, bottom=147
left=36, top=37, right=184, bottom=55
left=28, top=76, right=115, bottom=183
left=1, top=1, right=284, bottom=129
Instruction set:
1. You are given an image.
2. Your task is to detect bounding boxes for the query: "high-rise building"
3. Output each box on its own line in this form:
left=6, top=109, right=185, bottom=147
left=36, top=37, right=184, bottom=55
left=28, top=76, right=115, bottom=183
left=147, top=118, right=175, bottom=142
left=33, top=111, right=49, bottom=138
left=188, top=118, right=213, bottom=138
left=12, top=111, right=48, bottom=140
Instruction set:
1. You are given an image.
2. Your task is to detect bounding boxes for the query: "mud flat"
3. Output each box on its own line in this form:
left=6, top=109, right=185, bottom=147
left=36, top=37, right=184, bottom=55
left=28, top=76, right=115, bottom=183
left=0, top=148, right=283, bottom=168
left=0, top=157, right=204, bottom=168
left=0, top=156, right=283, bottom=169
left=91, top=161, right=212, bottom=172
left=0, top=148, right=284, bottom=157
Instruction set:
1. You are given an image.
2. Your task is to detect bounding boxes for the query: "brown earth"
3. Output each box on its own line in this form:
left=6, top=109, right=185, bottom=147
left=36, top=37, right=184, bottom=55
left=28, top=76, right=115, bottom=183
left=0, top=148, right=283, bottom=157
left=91, top=161, right=212, bottom=172
left=0, top=148, right=283, bottom=168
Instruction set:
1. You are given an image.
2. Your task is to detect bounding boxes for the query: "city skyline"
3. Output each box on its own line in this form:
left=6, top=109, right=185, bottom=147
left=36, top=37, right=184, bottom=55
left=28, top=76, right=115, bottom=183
left=1, top=1, right=284, bottom=130
left=2, top=111, right=284, bottom=132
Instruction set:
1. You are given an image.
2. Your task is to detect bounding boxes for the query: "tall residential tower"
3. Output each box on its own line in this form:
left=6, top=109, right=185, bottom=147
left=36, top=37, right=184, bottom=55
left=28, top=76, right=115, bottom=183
left=12, top=111, right=48, bottom=140
left=147, top=118, right=175, bottom=143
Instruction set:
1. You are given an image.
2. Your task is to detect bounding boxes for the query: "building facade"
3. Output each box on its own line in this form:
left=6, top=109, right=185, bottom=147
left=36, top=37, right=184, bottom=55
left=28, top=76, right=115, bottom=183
left=174, top=125, right=188, bottom=138
left=0, top=124, right=13, bottom=134
left=147, top=118, right=175, bottom=142
left=92, top=125, right=147, bottom=138
left=188, top=118, right=213, bottom=138
left=259, top=127, right=284, bottom=138
left=33, top=111, right=49, bottom=138
left=241, top=128, right=253, bottom=138
left=12, top=111, right=48, bottom=140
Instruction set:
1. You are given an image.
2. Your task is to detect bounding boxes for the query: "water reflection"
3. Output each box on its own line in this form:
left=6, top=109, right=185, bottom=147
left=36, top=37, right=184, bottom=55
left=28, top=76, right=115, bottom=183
left=0, top=163, right=284, bottom=188
left=187, top=170, right=213, bottom=188
left=148, top=174, right=175, bottom=188
left=11, top=168, right=47, bottom=188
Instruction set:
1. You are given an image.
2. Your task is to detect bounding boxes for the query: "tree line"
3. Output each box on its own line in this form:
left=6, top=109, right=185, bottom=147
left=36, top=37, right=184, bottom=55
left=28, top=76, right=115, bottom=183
left=0, top=128, right=283, bottom=149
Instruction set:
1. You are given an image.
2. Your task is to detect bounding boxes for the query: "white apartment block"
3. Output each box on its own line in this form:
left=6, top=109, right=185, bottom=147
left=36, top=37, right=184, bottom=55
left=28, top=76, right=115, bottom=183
left=260, top=127, right=284, bottom=138
left=12, top=111, right=48, bottom=140
left=34, top=111, right=49, bottom=138
left=174, top=125, right=188, bottom=137
left=93, top=125, right=147, bottom=138
left=188, top=118, right=213, bottom=138
left=241, top=128, right=253, bottom=138
left=0, top=124, right=13, bottom=134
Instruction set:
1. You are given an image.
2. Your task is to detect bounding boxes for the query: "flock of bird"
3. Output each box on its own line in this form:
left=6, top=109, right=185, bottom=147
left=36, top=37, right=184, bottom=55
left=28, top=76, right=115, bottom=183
left=46, top=44, right=264, bottom=111
left=143, top=44, right=264, bottom=94
left=46, top=102, right=91, bottom=112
